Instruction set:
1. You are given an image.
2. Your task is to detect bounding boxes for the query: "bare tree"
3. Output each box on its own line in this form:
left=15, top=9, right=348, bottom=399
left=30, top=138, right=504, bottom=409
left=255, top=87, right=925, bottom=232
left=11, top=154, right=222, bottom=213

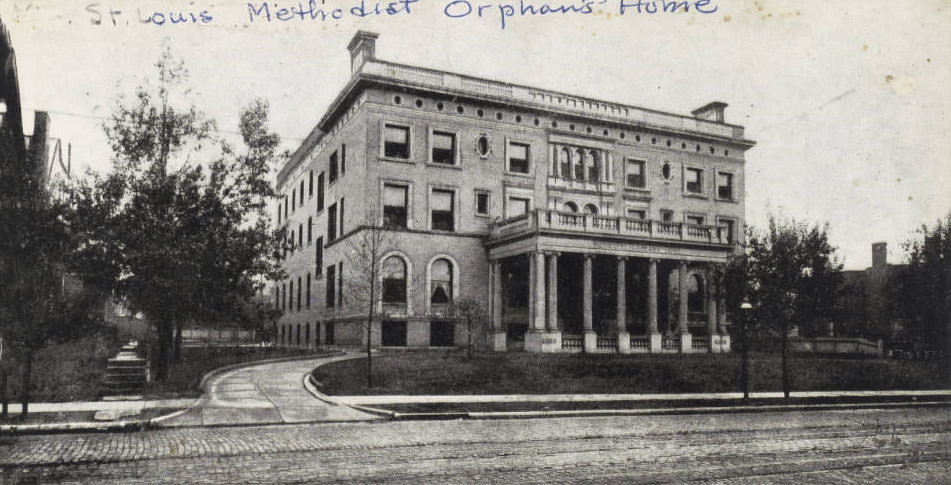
left=449, top=298, right=490, bottom=359
left=342, top=217, right=400, bottom=388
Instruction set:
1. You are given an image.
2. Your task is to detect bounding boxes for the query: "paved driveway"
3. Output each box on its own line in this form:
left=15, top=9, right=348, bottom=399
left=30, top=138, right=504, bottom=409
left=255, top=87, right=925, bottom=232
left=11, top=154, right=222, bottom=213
left=161, top=353, right=378, bottom=426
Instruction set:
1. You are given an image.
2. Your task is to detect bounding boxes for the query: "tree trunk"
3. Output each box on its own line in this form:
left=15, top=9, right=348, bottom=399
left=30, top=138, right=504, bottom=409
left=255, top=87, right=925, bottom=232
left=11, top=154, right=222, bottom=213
left=155, top=320, right=173, bottom=381
left=467, top=316, right=472, bottom=359
left=741, top=314, right=750, bottom=400
left=1, top=366, right=8, bottom=419
left=781, top=320, right=790, bottom=399
left=20, top=349, right=33, bottom=420
left=173, top=323, right=183, bottom=363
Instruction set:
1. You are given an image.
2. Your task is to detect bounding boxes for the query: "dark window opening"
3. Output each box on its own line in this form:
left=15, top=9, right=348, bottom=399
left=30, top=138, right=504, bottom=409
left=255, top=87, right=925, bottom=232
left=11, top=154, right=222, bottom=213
left=329, top=151, right=339, bottom=183
left=431, top=131, right=456, bottom=165
left=326, top=265, right=336, bottom=308
left=717, top=172, right=734, bottom=199
left=430, top=258, right=453, bottom=304
left=384, top=124, right=410, bottom=159
left=382, top=256, right=407, bottom=304
left=626, top=159, right=646, bottom=188
left=475, top=191, right=489, bottom=216
left=686, top=168, right=703, bottom=194
left=381, top=321, right=407, bottom=347
left=317, top=172, right=325, bottom=211
left=508, top=142, right=530, bottom=174
left=315, top=237, right=323, bottom=275
left=430, top=321, right=455, bottom=347
left=383, top=184, right=408, bottom=228
left=327, top=203, right=337, bottom=242
left=431, top=189, right=455, bottom=231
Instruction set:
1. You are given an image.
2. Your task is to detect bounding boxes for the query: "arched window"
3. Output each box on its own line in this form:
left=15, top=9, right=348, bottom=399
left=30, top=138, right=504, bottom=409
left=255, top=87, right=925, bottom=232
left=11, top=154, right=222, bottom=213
left=562, top=201, right=579, bottom=213
left=560, top=147, right=571, bottom=179
left=430, top=258, right=453, bottom=304
left=583, top=204, right=599, bottom=215
left=573, top=149, right=585, bottom=181
left=586, top=151, right=600, bottom=182
left=382, top=256, right=407, bottom=304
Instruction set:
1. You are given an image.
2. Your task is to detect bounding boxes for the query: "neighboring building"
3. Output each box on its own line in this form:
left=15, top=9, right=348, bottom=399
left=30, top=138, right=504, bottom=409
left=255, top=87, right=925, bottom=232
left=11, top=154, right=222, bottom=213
left=273, top=32, right=755, bottom=354
left=841, top=242, right=907, bottom=343
left=1, top=17, right=50, bottom=205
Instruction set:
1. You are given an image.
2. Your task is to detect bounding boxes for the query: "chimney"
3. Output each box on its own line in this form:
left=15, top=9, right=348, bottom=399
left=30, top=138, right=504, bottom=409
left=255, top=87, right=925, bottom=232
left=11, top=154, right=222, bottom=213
left=347, top=31, right=379, bottom=74
left=872, top=242, right=887, bottom=270
left=691, top=101, right=728, bottom=123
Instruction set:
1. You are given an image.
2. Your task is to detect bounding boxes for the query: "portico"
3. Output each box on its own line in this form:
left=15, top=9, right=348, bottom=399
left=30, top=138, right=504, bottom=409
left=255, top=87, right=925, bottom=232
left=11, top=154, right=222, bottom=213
left=486, top=209, right=734, bottom=354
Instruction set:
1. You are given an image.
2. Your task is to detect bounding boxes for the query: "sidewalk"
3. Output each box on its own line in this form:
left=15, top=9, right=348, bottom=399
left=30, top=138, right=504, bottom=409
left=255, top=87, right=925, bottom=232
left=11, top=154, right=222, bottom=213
left=2, top=398, right=194, bottom=415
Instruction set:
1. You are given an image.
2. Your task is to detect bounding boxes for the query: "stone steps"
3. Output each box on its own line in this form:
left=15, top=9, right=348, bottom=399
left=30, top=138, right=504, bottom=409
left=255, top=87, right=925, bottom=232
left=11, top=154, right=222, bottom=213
left=101, top=343, right=149, bottom=398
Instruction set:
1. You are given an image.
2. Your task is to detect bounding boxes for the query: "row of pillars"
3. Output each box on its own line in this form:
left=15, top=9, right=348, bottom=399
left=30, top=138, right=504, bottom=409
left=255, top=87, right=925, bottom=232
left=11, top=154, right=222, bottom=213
left=489, top=252, right=730, bottom=353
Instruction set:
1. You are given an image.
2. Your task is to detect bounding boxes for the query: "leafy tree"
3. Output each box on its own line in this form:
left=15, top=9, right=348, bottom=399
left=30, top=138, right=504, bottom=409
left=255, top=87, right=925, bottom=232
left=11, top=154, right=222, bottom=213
left=0, top=122, right=103, bottom=417
left=68, top=50, right=283, bottom=380
left=737, top=217, right=843, bottom=398
left=886, top=212, right=951, bottom=373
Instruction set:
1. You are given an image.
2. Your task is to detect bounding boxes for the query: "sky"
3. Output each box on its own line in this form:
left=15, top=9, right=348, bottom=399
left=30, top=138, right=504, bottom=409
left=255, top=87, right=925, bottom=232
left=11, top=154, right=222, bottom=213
left=3, top=0, right=950, bottom=269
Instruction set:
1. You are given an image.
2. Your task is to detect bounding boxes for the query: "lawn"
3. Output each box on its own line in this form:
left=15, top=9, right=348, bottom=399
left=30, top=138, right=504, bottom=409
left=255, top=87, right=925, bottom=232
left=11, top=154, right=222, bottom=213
left=143, top=346, right=322, bottom=399
left=314, top=350, right=950, bottom=396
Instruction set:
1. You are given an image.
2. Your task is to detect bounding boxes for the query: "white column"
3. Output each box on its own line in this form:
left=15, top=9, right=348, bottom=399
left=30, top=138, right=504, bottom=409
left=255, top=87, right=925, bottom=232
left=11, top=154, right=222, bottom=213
left=648, top=259, right=661, bottom=352
left=583, top=254, right=596, bottom=352
left=534, top=251, right=546, bottom=331
left=547, top=253, right=559, bottom=331
left=491, top=260, right=505, bottom=351
left=707, top=273, right=718, bottom=353
left=617, top=257, right=630, bottom=353
left=678, top=261, right=692, bottom=352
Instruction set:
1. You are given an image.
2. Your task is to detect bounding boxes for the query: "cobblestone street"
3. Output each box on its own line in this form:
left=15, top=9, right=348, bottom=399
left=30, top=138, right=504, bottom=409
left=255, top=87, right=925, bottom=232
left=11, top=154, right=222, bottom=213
left=2, top=406, right=949, bottom=483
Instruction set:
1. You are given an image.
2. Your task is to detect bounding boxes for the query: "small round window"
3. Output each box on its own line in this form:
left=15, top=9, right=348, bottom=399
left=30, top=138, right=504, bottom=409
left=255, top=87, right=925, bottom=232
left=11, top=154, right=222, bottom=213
left=662, top=162, right=672, bottom=181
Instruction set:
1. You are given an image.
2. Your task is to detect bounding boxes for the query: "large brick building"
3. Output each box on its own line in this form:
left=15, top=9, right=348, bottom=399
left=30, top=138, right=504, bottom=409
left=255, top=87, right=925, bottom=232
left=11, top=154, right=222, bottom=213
left=274, top=31, right=755, bottom=354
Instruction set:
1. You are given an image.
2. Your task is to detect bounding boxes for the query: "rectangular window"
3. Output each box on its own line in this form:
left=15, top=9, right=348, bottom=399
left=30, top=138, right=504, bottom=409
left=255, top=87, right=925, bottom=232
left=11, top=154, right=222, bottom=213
left=337, top=261, right=344, bottom=307
left=274, top=287, right=279, bottom=310
left=661, top=209, right=674, bottom=222
left=717, top=172, right=734, bottom=200
left=326, top=265, right=336, bottom=308
left=506, top=196, right=530, bottom=219
left=276, top=201, right=282, bottom=225
left=317, top=172, right=325, bottom=212
left=289, top=280, right=294, bottom=311
left=686, top=214, right=705, bottom=226
left=315, top=237, right=323, bottom=275
left=383, top=184, right=408, bottom=228
left=719, top=218, right=736, bottom=244
left=325, top=322, right=335, bottom=345
left=339, top=198, right=345, bottom=236
left=507, top=142, right=530, bottom=174
left=329, top=151, right=338, bottom=184
left=431, top=131, right=456, bottom=165
left=627, top=209, right=646, bottom=220
left=307, top=218, right=312, bottom=243
left=686, top=168, right=703, bottom=194
left=298, top=223, right=303, bottom=247
left=341, top=144, right=346, bottom=174
left=299, top=180, right=305, bottom=205
left=306, top=273, right=311, bottom=309
left=431, top=189, right=455, bottom=232
left=475, top=191, right=490, bottom=216
left=297, top=276, right=302, bottom=312
left=308, top=171, right=313, bottom=197
left=284, top=196, right=288, bottom=220
left=626, top=159, right=646, bottom=188
left=282, top=283, right=286, bottom=311
left=327, top=203, right=337, bottom=242
left=291, top=188, right=296, bottom=211
left=384, top=124, right=410, bottom=159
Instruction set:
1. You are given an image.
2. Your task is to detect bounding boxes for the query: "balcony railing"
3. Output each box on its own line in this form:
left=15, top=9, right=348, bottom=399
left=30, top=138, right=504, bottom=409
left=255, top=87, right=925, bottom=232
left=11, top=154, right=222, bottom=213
left=692, top=338, right=709, bottom=352
left=490, top=209, right=730, bottom=246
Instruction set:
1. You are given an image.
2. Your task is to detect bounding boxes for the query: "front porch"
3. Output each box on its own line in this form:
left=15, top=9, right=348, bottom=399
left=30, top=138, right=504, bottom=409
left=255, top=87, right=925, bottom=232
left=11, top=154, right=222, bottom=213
left=486, top=213, right=734, bottom=354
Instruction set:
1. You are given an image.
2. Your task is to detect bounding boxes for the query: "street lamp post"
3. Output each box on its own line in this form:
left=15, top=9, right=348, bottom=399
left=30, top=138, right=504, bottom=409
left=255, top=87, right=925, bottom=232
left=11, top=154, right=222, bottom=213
left=740, top=297, right=753, bottom=400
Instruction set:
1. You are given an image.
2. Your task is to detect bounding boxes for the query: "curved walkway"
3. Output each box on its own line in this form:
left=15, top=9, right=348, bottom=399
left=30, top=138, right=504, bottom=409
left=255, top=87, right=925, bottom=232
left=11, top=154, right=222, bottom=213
left=161, top=352, right=379, bottom=427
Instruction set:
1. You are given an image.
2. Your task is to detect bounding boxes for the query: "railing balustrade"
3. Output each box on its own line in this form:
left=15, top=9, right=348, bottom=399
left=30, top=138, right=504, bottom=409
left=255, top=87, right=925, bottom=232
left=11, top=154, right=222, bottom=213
left=692, top=338, right=709, bottom=351
left=562, top=335, right=583, bottom=350
left=662, top=335, right=680, bottom=351
left=630, top=336, right=650, bottom=351
left=596, top=337, right=616, bottom=350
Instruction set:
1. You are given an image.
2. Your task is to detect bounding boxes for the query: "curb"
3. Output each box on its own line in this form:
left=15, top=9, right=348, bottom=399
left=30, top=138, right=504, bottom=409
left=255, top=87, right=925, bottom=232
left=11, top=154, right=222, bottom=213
left=378, top=399, right=951, bottom=421
left=302, top=357, right=395, bottom=420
